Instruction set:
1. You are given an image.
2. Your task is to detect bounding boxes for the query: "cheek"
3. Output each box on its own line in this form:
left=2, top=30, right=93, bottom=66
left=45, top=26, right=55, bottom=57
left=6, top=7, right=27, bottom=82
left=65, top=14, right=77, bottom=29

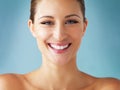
left=36, top=33, right=48, bottom=53
left=70, top=27, right=83, bottom=40
left=70, top=27, right=84, bottom=50
left=34, top=29, right=50, bottom=50
left=35, top=27, right=50, bottom=41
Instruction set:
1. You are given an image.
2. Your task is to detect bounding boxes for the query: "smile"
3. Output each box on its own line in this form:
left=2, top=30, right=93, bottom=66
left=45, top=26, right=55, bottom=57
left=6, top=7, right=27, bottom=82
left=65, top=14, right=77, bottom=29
left=48, top=43, right=71, bottom=52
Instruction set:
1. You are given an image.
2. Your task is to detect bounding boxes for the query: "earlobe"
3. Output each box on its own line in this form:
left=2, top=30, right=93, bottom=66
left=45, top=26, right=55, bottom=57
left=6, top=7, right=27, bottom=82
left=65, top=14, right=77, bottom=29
left=28, top=19, right=36, bottom=37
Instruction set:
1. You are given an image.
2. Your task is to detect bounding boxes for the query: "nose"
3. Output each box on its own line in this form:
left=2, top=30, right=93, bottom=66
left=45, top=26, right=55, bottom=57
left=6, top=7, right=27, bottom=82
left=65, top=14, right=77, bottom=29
left=53, top=24, right=67, bottom=42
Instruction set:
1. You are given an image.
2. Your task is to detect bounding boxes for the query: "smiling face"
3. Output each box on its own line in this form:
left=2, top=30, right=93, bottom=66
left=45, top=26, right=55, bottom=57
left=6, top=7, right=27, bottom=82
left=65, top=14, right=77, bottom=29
left=28, top=0, right=88, bottom=66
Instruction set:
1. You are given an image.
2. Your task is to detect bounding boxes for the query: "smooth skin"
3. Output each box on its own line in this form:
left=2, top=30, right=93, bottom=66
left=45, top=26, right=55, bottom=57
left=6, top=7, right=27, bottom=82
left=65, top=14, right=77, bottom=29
left=0, top=0, right=120, bottom=90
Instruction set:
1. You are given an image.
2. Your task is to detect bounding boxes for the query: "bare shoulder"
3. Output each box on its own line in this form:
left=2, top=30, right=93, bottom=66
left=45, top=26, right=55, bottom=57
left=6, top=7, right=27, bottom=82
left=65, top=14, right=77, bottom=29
left=95, top=78, right=120, bottom=90
left=0, top=74, right=25, bottom=90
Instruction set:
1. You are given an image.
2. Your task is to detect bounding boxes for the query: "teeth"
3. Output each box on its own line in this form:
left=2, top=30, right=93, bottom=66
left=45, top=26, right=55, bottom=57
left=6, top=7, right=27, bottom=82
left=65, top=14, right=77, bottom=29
left=50, top=44, right=69, bottom=50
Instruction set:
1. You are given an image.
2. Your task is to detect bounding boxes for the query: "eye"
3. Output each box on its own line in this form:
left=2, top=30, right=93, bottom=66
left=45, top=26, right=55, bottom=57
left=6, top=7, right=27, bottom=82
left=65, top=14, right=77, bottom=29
left=65, top=20, right=79, bottom=24
left=40, top=21, right=54, bottom=25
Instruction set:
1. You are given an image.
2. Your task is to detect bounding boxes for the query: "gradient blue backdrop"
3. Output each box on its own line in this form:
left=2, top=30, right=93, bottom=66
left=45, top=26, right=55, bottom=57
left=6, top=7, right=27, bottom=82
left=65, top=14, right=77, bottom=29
left=0, top=0, right=120, bottom=79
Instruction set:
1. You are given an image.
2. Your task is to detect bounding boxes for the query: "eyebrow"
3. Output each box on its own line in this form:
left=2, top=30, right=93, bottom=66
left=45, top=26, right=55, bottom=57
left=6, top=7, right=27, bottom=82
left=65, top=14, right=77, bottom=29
left=39, top=16, right=54, bottom=19
left=38, top=14, right=81, bottom=19
left=65, top=14, right=81, bottom=19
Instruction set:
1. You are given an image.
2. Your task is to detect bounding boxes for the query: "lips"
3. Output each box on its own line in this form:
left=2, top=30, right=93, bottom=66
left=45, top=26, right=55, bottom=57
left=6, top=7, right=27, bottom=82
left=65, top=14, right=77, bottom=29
left=48, top=43, right=71, bottom=52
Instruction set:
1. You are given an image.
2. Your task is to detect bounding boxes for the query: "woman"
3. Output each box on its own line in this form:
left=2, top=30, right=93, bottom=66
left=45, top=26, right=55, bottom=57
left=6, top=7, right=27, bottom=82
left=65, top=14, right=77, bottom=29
left=0, top=0, right=120, bottom=90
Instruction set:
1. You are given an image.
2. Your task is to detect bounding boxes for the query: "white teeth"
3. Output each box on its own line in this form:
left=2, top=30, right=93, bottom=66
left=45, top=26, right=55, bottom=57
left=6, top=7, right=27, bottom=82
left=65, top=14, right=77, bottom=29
left=50, top=44, right=69, bottom=50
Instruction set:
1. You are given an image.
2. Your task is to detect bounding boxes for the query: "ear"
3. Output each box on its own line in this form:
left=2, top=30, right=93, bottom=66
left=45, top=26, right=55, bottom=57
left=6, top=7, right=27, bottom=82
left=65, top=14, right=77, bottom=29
left=28, top=19, right=36, bottom=37
left=82, top=19, right=88, bottom=36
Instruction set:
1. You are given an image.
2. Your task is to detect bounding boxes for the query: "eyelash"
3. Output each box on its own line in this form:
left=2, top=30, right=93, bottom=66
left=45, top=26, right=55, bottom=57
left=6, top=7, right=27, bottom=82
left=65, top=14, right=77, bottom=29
left=40, top=21, right=54, bottom=25
left=40, top=20, right=79, bottom=25
left=65, top=20, right=79, bottom=24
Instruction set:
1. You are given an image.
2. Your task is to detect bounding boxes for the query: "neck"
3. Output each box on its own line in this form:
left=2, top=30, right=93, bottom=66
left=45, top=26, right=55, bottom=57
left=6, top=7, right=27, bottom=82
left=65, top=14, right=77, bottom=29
left=27, top=56, right=83, bottom=90
left=42, top=55, right=79, bottom=77
left=38, top=56, right=81, bottom=89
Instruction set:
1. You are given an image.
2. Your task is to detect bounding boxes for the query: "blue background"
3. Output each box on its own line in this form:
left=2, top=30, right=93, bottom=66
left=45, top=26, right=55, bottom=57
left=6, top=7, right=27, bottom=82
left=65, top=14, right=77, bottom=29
left=0, top=0, right=120, bottom=79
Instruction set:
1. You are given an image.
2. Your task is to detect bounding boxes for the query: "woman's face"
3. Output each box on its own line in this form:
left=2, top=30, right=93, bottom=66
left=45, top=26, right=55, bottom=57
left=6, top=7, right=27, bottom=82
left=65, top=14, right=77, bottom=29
left=29, top=0, right=88, bottom=65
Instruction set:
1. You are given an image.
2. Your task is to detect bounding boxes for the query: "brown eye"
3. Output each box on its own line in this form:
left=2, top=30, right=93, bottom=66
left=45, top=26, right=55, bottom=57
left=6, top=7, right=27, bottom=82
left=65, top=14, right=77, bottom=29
left=40, top=21, right=54, bottom=25
left=65, top=20, right=79, bottom=24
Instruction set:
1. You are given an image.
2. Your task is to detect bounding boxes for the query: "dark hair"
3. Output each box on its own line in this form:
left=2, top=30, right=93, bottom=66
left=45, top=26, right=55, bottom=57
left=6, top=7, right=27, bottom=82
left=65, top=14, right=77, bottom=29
left=77, top=0, right=86, bottom=21
left=30, top=0, right=86, bottom=23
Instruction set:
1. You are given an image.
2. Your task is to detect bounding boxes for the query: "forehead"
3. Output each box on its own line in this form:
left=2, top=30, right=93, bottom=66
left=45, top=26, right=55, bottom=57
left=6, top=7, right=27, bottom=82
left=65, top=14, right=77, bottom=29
left=35, top=0, right=82, bottom=17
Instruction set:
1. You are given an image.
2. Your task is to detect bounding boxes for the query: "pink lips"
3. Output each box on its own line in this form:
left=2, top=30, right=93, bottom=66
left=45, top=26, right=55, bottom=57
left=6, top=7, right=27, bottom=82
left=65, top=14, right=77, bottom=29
left=48, top=43, right=71, bottom=54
